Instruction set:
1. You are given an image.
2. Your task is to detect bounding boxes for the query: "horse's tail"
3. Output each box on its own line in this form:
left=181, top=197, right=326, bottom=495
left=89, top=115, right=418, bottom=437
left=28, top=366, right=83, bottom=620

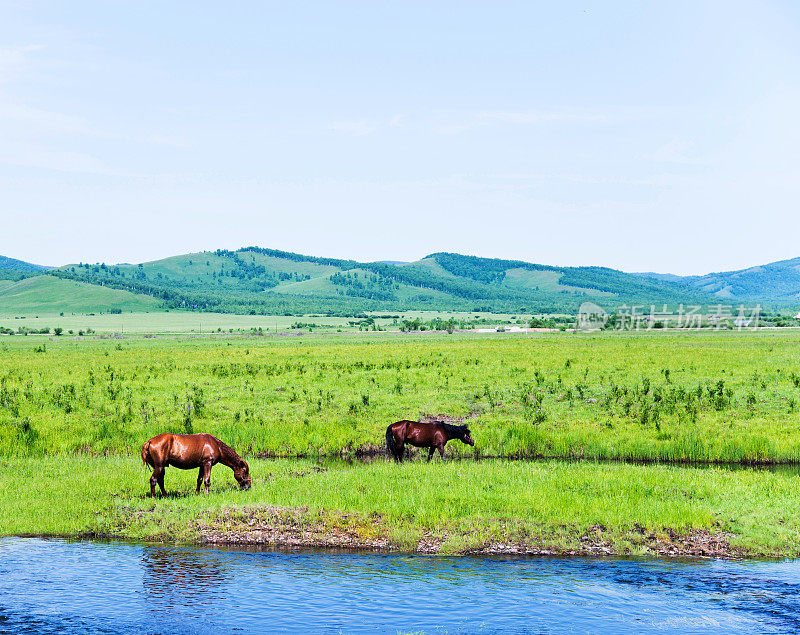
left=385, top=424, right=399, bottom=460
left=141, top=440, right=152, bottom=468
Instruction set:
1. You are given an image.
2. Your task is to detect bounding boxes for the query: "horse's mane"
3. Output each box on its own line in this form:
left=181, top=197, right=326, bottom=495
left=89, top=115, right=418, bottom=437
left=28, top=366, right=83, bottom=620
left=218, top=439, right=245, bottom=466
left=441, top=422, right=468, bottom=437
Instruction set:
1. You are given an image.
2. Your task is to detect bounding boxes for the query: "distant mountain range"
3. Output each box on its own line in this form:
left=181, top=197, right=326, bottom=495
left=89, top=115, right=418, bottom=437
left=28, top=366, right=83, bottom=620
left=640, top=257, right=800, bottom=305
left=0, top=255, right=50, bottom=272
left=0, top=255, right=52, bottom=282
left=0, top=247, right=797, bottom=315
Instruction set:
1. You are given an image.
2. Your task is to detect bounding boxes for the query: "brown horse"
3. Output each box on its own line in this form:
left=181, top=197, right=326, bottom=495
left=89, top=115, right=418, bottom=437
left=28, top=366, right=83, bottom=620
left=141, top=433, right=251, bottom=497
left=385, top=420, right=475, bottom=462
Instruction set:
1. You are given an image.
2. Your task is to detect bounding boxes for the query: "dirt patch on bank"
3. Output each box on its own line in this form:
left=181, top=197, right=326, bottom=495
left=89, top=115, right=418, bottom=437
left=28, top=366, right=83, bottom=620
left=195, top=506, right=391, bottom=551
left=193, top=506, right=745, bottom=559
left=469, top=523, right=743, bottom=559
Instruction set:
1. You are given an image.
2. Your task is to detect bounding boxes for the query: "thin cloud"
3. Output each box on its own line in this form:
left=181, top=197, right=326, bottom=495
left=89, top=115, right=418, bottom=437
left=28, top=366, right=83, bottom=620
left=0, top=103, right=93, bottom=136
left=486, top=172, right=663, bottom=186
left=435, top=110, right=605, bottom=134
left=0, top=45, right=42, bottom=82
left=0, top=103, right=191, bottom=146
left=0, top=142, right=120, bottom=175
left=328, top=120, right=377, bottom=136
left=646, top=137, right=703, bottom=165
left=0, top=50, right=189, bottom=148
left=478, top=111, right=605, bottom=124
left=328, top=114, right=407, bottom=135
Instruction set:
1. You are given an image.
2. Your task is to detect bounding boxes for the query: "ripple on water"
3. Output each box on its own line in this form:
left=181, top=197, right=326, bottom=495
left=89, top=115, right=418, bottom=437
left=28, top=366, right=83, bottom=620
left=1, top=538, right=800, bottom=633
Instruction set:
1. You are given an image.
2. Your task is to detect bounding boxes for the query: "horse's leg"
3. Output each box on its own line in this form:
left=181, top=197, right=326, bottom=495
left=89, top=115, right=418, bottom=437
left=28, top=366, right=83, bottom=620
left=203, top=462, right=212, bottom=495
left=155, top=466, right=167, bottom=497
left=427, top=447, right=435, bottom=462
left=397, top=442, right=404, bottom=463
left=196, top=467, right=204, bottom=494
left=150, top=465, right=165, bottom=497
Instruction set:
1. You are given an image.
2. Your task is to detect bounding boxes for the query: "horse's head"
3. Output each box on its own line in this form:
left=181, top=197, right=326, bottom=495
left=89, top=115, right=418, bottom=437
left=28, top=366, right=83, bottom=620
left=459, top=425, right=475, bottom=446
left=234, top=459, right=251, bottom=490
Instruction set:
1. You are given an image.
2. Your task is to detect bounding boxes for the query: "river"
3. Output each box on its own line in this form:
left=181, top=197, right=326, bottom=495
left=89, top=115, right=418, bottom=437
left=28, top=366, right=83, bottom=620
left=2, top=538, right=799, bottom=633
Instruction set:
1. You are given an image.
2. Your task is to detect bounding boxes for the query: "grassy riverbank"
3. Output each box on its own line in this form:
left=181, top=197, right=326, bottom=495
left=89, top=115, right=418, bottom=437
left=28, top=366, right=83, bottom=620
left=3, top=330, right=800, bottom=462
left=4, top=330, right=800, bottom=557
left=3, top=456, right=800, bottom=557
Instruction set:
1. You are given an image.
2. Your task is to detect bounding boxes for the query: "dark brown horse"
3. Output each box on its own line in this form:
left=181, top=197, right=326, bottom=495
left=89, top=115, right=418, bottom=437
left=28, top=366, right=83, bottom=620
left=141, top=433, right=251, bottom=497
left=385, top=420, right=475, bottom=462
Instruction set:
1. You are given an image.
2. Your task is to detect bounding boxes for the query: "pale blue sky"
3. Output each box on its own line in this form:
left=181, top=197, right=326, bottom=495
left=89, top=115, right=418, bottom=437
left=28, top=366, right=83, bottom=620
left=1, top=1, right=799, bottom=274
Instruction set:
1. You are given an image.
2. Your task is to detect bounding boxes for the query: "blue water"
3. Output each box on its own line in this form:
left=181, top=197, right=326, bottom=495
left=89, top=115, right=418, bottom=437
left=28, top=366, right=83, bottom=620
left=2, top=538, right=800, bottom=633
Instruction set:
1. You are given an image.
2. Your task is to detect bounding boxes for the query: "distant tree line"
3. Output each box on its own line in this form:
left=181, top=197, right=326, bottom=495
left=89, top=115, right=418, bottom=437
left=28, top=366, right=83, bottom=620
left=41, top=247, right=729, bottom=316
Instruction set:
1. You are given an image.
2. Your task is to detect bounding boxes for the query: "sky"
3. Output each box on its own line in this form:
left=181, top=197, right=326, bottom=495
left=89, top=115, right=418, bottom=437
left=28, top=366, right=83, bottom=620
left=1, top=1, right=799, bottom=275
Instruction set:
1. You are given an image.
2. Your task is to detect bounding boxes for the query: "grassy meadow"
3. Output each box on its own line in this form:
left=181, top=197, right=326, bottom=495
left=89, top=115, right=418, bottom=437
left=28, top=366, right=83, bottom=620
left=4, top=327, right=800, bottom=555
left=1, top=329, right=800, bottom=462
left=3, top=456, right=800, bottom=556
left=0, top=275, right=160, bottom=314
left=0, top=309, right=527, bottom=336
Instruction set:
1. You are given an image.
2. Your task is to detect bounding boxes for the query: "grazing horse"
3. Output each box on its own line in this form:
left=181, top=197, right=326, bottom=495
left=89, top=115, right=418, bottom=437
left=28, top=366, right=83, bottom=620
left=141, top=433, right=251, bottom=497
left=385, top=420, right=475, bottom=462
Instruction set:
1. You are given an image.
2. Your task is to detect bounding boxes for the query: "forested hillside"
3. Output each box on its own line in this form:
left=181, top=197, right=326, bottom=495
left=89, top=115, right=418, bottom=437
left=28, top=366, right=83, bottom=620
left=685, top=257, right=800, bottom=305
left=0, top=255, right=51, bottom=282
left=38, top=247, right=713, bottom=315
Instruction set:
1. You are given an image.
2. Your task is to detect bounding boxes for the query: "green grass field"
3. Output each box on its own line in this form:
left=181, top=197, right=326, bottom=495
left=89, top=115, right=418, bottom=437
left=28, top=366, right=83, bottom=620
left=2, top=456, right=800, bottom=556
left=2, top=329, right=800, bottom=462
left=4, top=329, right=800, bottom=555
left=0, top=311, right=352, bottom=334
left=0, top=309, right=529, bottom=334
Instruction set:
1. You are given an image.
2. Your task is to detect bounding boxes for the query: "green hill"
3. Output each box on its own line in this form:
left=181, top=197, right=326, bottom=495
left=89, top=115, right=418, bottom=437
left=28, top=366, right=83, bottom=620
left=637, top=257, right=800, bottom=308
left=0, top=254, right=52, bottom=282
left=43, top=246, right=715, bottom=315
left=0, top=276, right=160, bottom=315
left=0, top=255, right=50, bottom=272
left=2, top=246, right=796, bottom=315
left=686, top=257, right=800, bottom=305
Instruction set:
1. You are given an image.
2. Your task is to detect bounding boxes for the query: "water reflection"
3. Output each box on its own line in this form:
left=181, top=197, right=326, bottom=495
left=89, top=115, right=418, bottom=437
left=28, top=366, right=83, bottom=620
left=2, top=538, right=800, bottom=633
left=142, top=546, right=230, bottom=620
